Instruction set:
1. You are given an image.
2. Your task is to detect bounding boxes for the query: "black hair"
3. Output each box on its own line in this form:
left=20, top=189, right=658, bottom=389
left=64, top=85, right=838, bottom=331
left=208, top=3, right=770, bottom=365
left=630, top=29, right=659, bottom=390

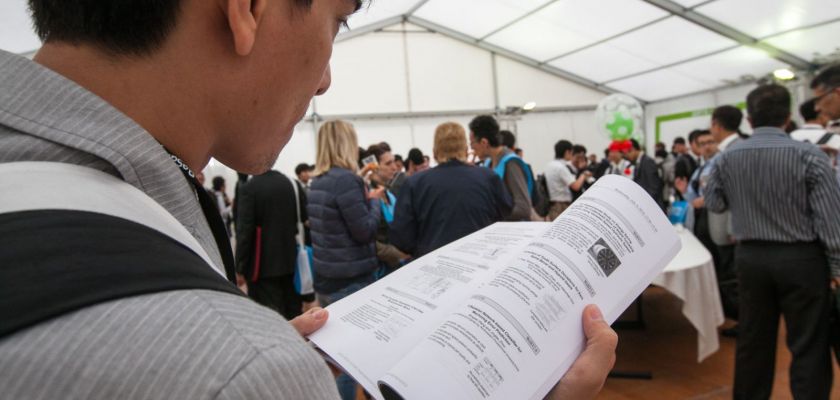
left=688, top=129, right=707, bottom=144
left=212, top=176, right=225, bottom=191
left=712, top=105, right=743, bottom=132
left=366, top=143, right=389, bottom=163
left=407, top=148, right=424, bottom=167
left=630, top=139, right=641, bottom=151
left=811, top=64, right=840, bottom=90
left=672, top=137, right=686, bottom=146
left=394, top=154, right=403, bottom=163
left=469, top=115, right=501, bottom=147
left=554, top=140, right=573, bottom=159
left=799, top=98, right=820, bottom=122
left=295, top=163, right=311, bottom=176
left=28, top=0, right=362, bottom=56
left=499, top=130, right=516, bottom=149
left=572, top=144, right=587, bottom=155
left=746, top=84, right=791, bottom=128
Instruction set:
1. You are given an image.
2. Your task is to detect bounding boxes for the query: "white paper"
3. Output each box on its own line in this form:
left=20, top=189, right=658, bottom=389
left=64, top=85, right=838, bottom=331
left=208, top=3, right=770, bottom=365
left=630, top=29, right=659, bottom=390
left=310, top=176, right=681, bottom=400
left=309, top=222, right=547, bottom=398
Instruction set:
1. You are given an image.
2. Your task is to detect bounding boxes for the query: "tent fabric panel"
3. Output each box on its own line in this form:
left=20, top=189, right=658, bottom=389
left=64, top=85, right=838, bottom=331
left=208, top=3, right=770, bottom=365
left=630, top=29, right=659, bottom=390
left=495, top=55, right=606, bottom=109
left=601, top=16, right=738, bottom=69
left=762, top=20, right=840, bottom=62
left=405, top=33, right=496, bottom=112
left=609, top=68, right=712, bottom=102
left=484, top=0, right=668, bottom=62
left=314, top=34, right=410, bottom=115
left=549, top=42, right=661, bottom=83
left=695, top=0, right=840, bottom=39
left=671, top=46, right=789, bottom=87
left=412, top=0, right=552, bottom=39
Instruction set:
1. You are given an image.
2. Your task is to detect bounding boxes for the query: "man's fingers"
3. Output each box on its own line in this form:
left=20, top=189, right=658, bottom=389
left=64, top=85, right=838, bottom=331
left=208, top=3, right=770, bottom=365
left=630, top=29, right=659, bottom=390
left=547, top=305, right=618, bottom=400
left=290, top=307, right=329, bottom=337
left=581, top=305, right=618, bottom=371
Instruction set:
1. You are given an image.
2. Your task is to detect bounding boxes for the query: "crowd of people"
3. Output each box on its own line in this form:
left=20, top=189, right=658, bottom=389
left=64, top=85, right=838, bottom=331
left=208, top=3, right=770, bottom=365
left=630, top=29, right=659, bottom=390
left=218, top=70, right=840, bottom=399
left=2, top=1, right=839, bottom=399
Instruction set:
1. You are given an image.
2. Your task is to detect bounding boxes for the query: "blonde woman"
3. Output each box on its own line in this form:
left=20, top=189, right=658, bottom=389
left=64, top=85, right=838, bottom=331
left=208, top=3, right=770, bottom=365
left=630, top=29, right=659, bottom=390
left=389, top=122, right=512, bottom=257
left=306, top=120, right=381, bottom=400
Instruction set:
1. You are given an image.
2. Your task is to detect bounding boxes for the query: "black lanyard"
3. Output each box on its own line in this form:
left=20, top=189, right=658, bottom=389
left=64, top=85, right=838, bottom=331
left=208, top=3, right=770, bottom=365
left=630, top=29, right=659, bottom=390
left=167, top=152, right=237, bottom=283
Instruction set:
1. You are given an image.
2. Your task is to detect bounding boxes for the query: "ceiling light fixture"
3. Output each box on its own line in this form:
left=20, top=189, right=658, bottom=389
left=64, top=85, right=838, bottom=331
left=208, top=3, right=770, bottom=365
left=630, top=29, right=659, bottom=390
left=773, top=68, right=795, bottom=81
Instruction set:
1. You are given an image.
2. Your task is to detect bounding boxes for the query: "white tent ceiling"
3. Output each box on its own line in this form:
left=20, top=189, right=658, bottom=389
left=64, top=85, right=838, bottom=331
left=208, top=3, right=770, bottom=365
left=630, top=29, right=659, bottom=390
left=2, top=0, right=839, bottom=102
left=336, top=0, right=840, bottom=102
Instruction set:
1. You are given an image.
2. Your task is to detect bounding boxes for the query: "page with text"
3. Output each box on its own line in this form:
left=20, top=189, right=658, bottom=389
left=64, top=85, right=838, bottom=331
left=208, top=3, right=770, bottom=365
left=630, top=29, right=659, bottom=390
left=308, top=222, right=548, bottom=398
left=378, top=176, right=681, bottom=400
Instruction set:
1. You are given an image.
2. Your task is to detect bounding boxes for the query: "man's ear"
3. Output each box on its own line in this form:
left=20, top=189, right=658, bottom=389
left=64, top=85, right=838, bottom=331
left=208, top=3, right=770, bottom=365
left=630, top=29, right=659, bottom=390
left=223, top=0, right=267, bottom=56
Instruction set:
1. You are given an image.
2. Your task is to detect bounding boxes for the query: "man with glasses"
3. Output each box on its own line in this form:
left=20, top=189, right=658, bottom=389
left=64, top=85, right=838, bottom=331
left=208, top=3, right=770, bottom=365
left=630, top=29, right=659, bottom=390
left=674, top=130, right=722, bottom=276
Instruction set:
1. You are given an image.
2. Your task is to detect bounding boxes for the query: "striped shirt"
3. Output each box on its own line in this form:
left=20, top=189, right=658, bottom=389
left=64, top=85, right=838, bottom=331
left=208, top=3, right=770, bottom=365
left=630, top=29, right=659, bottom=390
left=705, top=127, right=840, bottom=277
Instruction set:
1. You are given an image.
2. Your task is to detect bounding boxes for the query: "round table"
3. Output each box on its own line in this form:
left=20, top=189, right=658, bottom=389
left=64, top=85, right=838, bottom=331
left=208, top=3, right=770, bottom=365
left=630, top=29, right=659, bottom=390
left=652, top=228, right=725, bottom=362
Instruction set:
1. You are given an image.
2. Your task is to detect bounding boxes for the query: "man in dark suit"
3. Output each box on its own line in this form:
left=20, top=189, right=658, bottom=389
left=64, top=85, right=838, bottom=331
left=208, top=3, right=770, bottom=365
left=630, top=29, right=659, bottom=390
left=624, top=139, right=664, bottom=208
left=235, top=170, right=310, bottom=320
left=674, top=129, right=704, bottom=182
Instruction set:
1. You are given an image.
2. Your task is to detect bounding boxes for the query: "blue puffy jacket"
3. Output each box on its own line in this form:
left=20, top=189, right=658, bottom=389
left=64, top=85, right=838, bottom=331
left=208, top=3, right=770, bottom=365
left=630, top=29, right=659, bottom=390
left=307, top=167, right=380, bottom=293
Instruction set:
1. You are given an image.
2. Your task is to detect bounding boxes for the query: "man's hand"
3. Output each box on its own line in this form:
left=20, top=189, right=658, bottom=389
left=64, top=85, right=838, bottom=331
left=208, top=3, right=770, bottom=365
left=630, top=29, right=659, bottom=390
left=674, top=177, right=688, bottom=194
left=290, top=307, right=329, bottom=337
left=831, top=277, right=840, bottom=290
left=236, top=273, right=247, bottom=292
left=359, top=163, right=378, bottom=177
left=302, top=301, right=319, bottom=313
left=547, top=305, right=618, bottom=400
left=819, top=145, right=838, bottom=158
left=691, top=197, right=705, bottom=209
left=368, top=186, right=386, bottom=200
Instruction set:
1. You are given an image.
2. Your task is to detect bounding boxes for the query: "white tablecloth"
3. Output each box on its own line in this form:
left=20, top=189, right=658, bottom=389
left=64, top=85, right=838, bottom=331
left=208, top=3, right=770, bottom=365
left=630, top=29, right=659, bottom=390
left=652, top=229, right=725, bottom=362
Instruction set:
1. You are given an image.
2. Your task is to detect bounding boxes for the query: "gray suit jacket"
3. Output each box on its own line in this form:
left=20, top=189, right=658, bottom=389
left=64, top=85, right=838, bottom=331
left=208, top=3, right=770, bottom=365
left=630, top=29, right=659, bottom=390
left=0, top=50, right=339, bottom=399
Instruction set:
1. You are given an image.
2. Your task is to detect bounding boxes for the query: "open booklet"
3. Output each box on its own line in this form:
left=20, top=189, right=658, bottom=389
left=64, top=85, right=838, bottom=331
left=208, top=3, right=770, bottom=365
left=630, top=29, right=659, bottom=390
left=308, top=175, right=681, bottom=400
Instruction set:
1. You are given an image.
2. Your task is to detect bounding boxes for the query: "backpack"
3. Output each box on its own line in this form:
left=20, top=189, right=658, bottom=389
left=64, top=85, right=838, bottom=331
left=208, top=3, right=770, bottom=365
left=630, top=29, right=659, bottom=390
left=483, top=152, right=536, bottom=200
left=533, top=173, right=550, bottom=217
left=0, top=162, right=242, bottom=338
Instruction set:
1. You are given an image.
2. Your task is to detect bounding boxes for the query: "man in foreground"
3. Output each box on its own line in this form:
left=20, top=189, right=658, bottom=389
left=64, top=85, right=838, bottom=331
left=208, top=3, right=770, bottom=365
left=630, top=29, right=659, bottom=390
left=0, top=1, right=617, bottom=398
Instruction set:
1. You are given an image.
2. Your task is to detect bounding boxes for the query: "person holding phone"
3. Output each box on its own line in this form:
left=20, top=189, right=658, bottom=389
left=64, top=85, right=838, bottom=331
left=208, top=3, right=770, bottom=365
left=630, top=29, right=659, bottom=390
left=307, top=120, right=381, bottom=399
left=364, top=143, right=410, bottom=276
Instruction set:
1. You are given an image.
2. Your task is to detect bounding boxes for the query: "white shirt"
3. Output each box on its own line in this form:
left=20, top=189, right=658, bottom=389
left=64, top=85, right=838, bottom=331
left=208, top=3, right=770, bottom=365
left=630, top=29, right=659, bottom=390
left=718, top=133, right=739, bottom=152
left=607, top=159, right=631, bottom=176
left=544, top=159, right=575, bottom=202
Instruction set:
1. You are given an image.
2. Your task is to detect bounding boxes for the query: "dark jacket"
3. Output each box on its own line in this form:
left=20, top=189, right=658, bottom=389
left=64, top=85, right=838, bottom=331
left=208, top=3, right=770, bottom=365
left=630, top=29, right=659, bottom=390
left=389, top=160, right=512, bottom=257
left=307, top=167, right=380, bottom=293
left=674, top=153, right=698, bottom=181
left=234, top=171, right=304, bottom=280
left=633, top=154, right=665, bottom=208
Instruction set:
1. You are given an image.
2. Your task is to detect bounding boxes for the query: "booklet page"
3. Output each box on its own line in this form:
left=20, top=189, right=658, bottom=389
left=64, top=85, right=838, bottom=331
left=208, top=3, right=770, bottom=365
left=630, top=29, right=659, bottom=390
left=378, top=176, right=681, bottom=400
left=308, top=222, right=548, bottom=398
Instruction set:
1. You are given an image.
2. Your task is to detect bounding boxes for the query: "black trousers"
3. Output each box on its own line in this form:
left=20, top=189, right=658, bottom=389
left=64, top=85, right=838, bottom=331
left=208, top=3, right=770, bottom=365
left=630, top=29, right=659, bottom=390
left=247, top=275, right=303, bottom=320
left=717, top=244, right=739, bottom=320
left=734, top=241, right=833, bottom=400
left=695, top=210, right=722, bottom=279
